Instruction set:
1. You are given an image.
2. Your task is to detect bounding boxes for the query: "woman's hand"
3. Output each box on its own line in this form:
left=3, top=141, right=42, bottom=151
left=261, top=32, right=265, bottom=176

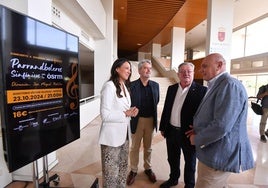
left=124, top=107, right=139, bottom=117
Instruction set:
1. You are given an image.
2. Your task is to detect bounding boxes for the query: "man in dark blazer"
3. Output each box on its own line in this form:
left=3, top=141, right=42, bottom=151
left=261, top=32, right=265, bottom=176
left=159, top=62, right=207, bottom=188
left=126, top=59, right=160, bottom=186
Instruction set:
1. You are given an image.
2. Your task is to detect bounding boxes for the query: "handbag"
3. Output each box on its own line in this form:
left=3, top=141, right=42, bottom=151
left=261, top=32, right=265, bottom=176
left=251, top=99, right=263, bottom=115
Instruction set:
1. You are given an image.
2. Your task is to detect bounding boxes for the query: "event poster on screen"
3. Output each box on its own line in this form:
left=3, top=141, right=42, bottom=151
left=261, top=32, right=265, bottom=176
left=0, top=5, right=80, bottom=172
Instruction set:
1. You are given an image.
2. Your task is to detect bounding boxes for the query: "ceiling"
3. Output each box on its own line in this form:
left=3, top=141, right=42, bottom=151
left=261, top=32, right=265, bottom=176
left=114, top=0, right=208, bottom=57
left=78, top=0, right=268, bottom=68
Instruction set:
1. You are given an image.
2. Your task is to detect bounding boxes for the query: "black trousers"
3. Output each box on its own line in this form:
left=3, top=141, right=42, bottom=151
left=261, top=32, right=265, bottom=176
left=166, top=125, right=196, bottom=188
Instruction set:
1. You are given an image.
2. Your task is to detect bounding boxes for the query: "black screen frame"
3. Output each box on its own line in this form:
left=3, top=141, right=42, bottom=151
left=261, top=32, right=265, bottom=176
left=0, top=5, right=80, bottom=172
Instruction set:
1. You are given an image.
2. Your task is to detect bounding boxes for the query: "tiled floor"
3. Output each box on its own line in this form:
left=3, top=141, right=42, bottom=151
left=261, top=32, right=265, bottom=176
left=6, top=108, right=268, bottom=188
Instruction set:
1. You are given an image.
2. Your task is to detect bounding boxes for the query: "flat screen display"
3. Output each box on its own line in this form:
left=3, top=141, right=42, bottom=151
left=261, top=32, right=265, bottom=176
left=0, top=6, right=80, bottom=172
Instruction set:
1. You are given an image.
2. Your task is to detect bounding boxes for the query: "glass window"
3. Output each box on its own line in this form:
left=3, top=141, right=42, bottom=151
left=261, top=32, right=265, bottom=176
left=256, top=74, right=268, bottom=92
left=237, top=75, right=257, bottom=97
left=245, top=17, right=268, bottom=56
left=235, top=74, right=268, bottom=97
left=231, top=28, right=245, bottom=59
left=231, top=17, right=268, bottom=58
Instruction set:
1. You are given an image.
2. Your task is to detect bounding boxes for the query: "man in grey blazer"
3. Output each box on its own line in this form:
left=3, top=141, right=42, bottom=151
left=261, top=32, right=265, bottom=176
left=186, top=53, right=254, bottom=188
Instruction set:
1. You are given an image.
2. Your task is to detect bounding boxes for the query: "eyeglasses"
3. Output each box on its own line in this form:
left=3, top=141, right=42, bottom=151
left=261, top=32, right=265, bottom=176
left=179, top=70, right=194, bottom=74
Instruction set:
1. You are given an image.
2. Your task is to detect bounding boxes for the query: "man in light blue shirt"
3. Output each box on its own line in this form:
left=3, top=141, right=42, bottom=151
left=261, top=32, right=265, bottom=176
left=186, top=53, right=254, bottom=188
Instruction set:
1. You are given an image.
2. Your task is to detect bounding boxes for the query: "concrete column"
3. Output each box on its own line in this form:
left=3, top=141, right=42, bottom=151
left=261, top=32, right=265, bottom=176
left=152, top=43, right=161, bottom=58
left=186, top=48, right=194, bottom=61
left=138, top=52, right=146, bottom=61
left=171, top=27, right=185, bottom=69
left=113, top=20, right=118, bottom=60
left=206, top=0, right=234, bottom=72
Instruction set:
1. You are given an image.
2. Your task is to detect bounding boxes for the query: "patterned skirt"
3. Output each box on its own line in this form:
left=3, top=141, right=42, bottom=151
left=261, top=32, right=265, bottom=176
left=101, top=141, right=129, bottom=188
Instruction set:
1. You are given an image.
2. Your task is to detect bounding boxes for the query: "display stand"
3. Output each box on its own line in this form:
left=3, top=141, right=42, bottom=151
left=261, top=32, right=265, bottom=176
left=33, top=160, right=39, bottom=188
left=32, top=155, right=98, bottom=188
left=33, top=156, right=60, bottom=188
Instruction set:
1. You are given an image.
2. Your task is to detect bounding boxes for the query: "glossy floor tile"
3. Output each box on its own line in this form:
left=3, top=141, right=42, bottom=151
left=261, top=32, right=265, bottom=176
left=6, top=108, right=268, bottom=188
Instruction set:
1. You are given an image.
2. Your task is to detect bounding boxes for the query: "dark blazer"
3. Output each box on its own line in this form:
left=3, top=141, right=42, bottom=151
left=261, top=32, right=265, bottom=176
left=130, top=79, right=160, bottom=134
left=159, top=82, right=207, bottom=135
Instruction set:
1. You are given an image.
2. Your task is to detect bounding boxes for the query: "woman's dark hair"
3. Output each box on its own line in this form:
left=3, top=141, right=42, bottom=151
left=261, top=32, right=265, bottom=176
left=109, top=58, right=132, bottom=98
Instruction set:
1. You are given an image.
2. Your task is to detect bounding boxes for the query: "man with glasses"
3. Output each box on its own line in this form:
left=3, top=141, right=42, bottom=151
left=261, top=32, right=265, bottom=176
left=159, top=62, right=207, bottom=188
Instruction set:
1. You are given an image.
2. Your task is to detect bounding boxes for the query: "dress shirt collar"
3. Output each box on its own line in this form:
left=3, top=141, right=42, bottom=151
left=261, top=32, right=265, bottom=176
left=207, top=71, right=226, bottom=89
left=178, top=82, right=191, bottom=91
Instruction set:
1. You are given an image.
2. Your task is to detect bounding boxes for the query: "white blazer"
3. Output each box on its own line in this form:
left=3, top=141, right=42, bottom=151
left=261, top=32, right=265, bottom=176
left=98, top=81, right=131, bottom=147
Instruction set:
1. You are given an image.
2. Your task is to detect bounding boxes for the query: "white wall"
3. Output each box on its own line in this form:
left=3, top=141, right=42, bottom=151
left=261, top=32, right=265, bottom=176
left=28, top=0, right=52, bottom=24
left=113, top=20, right=118, bottom=60
left=0, top=0, right=28, bottom=14
left=77, top=0, right=106, bottom=37
left=80, top=99, right=100, bottom=129
left=94, top=0, right=114, bottom=95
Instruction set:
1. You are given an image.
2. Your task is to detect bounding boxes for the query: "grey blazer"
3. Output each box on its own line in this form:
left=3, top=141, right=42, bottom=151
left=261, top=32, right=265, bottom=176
left=193, top=72, right=254, bottom=173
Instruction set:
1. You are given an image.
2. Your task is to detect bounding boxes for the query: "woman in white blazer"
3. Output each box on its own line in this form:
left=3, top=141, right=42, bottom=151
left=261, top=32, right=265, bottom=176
left=99, top=58, right=138, bottom=188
